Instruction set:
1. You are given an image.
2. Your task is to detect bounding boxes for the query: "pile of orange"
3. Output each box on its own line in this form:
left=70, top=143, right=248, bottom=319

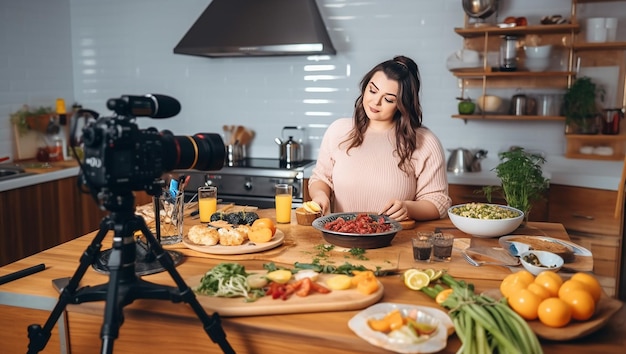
left=500, top=270, right=602, bottom=328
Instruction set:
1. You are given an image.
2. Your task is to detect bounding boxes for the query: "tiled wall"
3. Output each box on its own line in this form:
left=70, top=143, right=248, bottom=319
left=1, top=0, right=623, bottom=162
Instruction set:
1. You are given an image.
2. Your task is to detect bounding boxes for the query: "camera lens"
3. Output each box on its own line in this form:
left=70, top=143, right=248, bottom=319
left=162, top=132, right=225, bottom=171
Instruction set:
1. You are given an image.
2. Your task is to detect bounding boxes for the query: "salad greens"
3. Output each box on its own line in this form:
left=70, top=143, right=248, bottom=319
left=194, top=263, right=265, bottom=302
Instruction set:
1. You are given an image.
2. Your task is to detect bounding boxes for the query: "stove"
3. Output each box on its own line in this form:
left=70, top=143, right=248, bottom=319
left=181, top=158, right=316, bottom=209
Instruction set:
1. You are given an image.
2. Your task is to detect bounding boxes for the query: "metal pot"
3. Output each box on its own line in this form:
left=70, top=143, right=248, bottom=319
left=462, top=0, right=498, bottom=19
left=447, top=148, right=488, bottom=173
left=510, top=94, right=537, bottom=116
left=275, top=126, right=304, bottom=164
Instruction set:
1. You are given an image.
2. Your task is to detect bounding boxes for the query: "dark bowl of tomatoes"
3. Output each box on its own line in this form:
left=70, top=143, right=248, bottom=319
left=312, top=213, right=402, bottom=249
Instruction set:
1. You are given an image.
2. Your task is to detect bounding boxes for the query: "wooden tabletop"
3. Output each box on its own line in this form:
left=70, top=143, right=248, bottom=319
left=1, top=209, right=624, bottom=353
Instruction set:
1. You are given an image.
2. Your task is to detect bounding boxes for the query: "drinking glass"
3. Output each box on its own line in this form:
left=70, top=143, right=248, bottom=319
left=275, top=184, right=293, bottom=224
left=198, top=186, right=217, bottom=223
left=152, top=192, right=184, bottom=245
left=432, top=233, right=454, bottom=262
left=412, top=232, right=433, bottom=262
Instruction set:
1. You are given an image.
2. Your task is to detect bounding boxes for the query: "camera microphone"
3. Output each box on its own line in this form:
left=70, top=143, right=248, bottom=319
left=106, top=94, right=181, bottom=118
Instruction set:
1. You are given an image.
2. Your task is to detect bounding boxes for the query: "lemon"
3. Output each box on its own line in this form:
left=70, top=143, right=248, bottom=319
left=423, top=269, right=436, bottom=279
left=266, top=269, right=292, bottom=284
left=430, top=270, right=444, bottom=281
left=303, top=201, right=322, bottom=214
left=403, top=268, right=420, bottom=280
left=435, top=288, right=453, bottom=305
left=404, top=271, right=430, bottom=290
left=326, top=274, right=353, bottom=290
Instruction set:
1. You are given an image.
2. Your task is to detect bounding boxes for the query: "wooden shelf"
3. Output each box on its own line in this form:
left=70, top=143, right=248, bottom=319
left=451, top=70, right=575, bottom=79
left=452, top=114, right=565, bottom=121
left=564, top=134, right=626, bottom=160
left=565, top=134, right=626, bottom=141
left=573, top=41, right=626, bottom=51
left=454, top=23, right=579, bottom=38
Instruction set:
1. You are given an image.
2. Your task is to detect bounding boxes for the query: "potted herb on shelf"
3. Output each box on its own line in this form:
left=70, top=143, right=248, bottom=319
left=563, top=76, right=605, bottom=134
left=482, top=147, right=549, bottom=222
left=9, top=105, right=55, bottom=136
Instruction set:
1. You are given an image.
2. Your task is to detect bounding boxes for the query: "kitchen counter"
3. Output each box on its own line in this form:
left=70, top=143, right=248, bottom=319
left=1, top=154, right=623, bottom=193
left=0, top=210, right=623, bottom=353
left=447, top=155, right=624, bottom=191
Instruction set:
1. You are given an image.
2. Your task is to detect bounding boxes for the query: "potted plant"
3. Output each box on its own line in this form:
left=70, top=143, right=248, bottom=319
left=563, top=76, right=605, bottom=134
left=9, top=105, right=55, bottom=136
left=482, top=147, right=549, bottom=222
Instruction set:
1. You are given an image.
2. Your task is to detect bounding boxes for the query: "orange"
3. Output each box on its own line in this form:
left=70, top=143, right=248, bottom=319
left=560, top=289, right=596, bottom=321
left=526, top=282, right=551, bottom=301
left=507, top=288, right=542, bottom=320
left=537, top=297, right=571, bottom=328
left=247, top=227, right=273, bottom=243
left=435, top=288, right=453, bottom=305
left=534, top=271, right=563, bottom=297
left=557, top=279, right=587, bottom=299
left=500, top=272, right=532, bottom=298
left=252, top=218, right=276, bottom=236
left=570, top=272, right=602, bottom=303
left=516, top=270, right=536, bottom=285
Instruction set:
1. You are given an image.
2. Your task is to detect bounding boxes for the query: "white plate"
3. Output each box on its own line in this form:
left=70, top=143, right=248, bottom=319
left=348, top=302, right=453, bottom=354
left=499, top=235, right=592, bottom=257
left=182, top=229, right=285, bottom=255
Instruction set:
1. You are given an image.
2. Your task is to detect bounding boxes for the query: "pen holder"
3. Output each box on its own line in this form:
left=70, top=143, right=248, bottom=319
left=151, top=192, right=184, bottom=245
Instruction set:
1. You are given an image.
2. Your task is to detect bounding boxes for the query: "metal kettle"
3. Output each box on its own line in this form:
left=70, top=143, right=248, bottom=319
left=275, top=126, right=304, bottom=164
left=447, top=148, right=488, bottom=173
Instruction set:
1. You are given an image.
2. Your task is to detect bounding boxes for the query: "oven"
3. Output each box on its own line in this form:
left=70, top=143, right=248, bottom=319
left=181, top=158, right=316, bottom=209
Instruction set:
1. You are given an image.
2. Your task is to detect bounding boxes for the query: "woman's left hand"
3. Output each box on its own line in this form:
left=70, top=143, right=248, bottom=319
left=379, top=200, right=409, bottom=221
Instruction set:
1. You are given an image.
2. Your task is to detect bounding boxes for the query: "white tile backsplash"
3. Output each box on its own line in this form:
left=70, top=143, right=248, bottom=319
left=1, top=0, right=617, bottom=164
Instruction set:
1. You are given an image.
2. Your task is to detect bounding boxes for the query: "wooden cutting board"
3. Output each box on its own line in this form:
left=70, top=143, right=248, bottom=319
left=186, top=273, right=384, bottom=317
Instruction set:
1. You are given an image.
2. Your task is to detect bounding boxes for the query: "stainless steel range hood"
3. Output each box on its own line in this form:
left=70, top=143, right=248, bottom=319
left=174, top=0, right=336, bottom=58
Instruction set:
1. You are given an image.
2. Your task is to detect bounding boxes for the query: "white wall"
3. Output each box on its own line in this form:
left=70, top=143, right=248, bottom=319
left=1, top=0, right=624, bottom=163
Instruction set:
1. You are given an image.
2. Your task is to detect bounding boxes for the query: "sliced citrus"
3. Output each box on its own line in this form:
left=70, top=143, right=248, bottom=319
left=430, top=269, right=444, bottom=281
left=404, top=271, right=430, bottom=290
left=403, top=268, right=420, bottom=280
left=423, top=269, right=436, bottom=279
left=435, top=288, right=453, bottom=305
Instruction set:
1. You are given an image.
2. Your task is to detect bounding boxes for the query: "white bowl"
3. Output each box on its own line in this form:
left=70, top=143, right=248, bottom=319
left=525, top=58, right=550, bottom=72
left=477, top=95, right=503, bottom=113
left=524, top=45, right=552, bottom=59
left=519, top=250, right=564, bottom=276
left=447, top=203, right=524, bottom=238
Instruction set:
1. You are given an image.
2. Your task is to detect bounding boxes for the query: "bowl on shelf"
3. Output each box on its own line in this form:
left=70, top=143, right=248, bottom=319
left=477, top=95, right=504, bottom=114
left=311, top=213, right=402, bottom=249
left=524, top=57, right=550, bottom=72
left=447, top=203, right=524, bottom=238
left=524, top=44, right=552, bottom=59
left=519, top=250, right=564, bottom=276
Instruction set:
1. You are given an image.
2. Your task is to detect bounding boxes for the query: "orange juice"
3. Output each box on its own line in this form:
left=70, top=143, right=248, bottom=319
left=275, top=194, right=292, bottom=223
left=199, top=197, right=217, bottom=222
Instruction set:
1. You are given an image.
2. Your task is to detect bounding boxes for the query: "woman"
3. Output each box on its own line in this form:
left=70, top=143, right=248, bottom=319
left=308, top=55, right=451, bottom=221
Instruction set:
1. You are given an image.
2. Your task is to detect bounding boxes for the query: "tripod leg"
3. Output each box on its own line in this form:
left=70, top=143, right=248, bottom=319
left=137, top=217, right=236, bottom=354
left=27, top=218, right=113, bottom=354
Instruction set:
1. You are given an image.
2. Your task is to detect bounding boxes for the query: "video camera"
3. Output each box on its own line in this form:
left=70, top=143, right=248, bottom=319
left=78, top=94, right=224, bottom=196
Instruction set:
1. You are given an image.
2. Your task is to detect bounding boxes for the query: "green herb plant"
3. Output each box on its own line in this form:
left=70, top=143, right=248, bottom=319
left=9, top=105, right=55, bottom=136
left=563, top=76, right=605, bottom=134
left=482, top=147, right=549, bottom=221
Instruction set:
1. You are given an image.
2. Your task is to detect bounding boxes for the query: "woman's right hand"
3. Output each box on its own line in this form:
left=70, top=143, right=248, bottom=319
left=312, top=197, right=331, bottom=215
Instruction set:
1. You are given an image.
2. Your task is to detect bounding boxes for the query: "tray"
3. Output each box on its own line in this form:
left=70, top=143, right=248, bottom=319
left=187, top=272, right=384, bottom=317
left=182, top=229, right=285, bottom=255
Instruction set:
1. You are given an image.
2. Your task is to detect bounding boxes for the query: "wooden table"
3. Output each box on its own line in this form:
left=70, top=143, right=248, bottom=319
left=1, top=209, right=625, bottom=354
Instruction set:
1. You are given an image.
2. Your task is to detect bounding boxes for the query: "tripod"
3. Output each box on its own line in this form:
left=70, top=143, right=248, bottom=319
left=26, top=191, right=235, bottom=354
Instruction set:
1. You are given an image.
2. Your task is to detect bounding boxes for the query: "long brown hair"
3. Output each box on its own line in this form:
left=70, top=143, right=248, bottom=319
left=344, top=55, right=423, bottom=175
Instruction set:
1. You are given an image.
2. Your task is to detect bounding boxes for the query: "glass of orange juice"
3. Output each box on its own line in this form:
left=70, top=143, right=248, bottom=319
left=198, top=186, right=217, bottom=223
left=275, top=184, right=293, bottom=224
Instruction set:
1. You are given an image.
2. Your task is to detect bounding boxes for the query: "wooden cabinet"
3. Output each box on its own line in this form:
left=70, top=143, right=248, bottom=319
left=548, top=184, right=623, bottom=296
left=448, top=184, right=548, bottom=221
left=0, top=176, right=152, bottom=267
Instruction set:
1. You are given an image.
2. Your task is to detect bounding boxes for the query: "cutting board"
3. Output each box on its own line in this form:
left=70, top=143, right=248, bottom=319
left=186, top=273, right=384, bottom=317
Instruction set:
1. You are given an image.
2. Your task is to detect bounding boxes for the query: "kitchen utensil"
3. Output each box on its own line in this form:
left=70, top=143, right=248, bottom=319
left=510, top=93, right=537, bottom=115
left=448, top=203, right=524, bottom=238
left=500, top=35, right=518, bottom=71
left=311, top=213, right=402, bottom=249
left=601, top=108, right=624, bottom=135
left=275, top=126, right=305, bottom=164
left=477, top=95, right=503, bottom=113
left=46, top=116, right=60, bottom=135
left=462, top=251, right=515, bottom=267
left=462, top=0, right=497, bottom=19
left=446, top=148, right=488, bottom=173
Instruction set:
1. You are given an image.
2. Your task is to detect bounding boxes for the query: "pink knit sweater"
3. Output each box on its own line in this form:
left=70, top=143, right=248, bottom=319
left=309, top=118, right=451, bottom=218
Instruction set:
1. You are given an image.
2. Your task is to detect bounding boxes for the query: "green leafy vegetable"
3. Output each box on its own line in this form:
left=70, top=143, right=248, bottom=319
left=194, top=263, right=265, bottom=302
